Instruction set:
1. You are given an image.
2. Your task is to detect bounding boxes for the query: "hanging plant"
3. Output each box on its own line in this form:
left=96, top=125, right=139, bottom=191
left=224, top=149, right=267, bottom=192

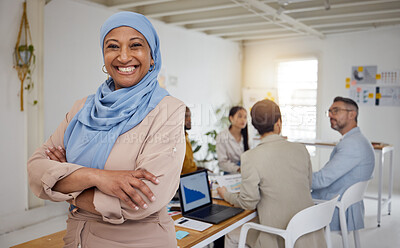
left=13, top=1, right=37, bottom=111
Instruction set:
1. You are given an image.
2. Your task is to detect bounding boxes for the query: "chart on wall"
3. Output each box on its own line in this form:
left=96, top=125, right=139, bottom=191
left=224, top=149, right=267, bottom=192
left=346, top=65, right=400, bottom=106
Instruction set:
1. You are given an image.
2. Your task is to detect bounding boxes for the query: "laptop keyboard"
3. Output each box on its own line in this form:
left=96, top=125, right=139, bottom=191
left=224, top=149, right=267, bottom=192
left=189, top=204, right=228, bottom=218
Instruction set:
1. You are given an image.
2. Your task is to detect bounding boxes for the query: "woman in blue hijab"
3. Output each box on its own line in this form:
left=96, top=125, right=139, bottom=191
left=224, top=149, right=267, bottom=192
left=28, top=12, right=185, bottom=247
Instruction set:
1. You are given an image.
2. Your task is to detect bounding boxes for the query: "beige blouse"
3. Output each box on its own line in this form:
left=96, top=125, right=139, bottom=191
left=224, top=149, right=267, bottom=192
left=216, top=128, right=244, bottom=173
left=27, top=96, right=186, bottom=248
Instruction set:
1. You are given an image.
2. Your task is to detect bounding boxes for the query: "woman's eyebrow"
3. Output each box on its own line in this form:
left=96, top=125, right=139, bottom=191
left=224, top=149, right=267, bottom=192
left=105, top=39, right=118, bottom=45
left=130, top=37, right=145, bottom=42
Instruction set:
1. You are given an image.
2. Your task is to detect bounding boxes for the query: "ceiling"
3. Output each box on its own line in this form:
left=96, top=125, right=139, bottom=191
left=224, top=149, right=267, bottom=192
left=79, top=0, right=400, bottom=44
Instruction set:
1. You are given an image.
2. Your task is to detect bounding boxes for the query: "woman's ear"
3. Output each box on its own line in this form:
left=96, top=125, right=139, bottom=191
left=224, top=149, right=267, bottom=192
left=151, top=59, right=154, bottom=66
left=274, top=119, right=282, bottom=134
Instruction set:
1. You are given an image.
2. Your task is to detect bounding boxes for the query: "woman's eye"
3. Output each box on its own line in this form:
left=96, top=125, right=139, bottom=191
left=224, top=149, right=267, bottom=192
left=107, top=44, right=118, bottom=49
left=131, top=43, right=143, bottom=48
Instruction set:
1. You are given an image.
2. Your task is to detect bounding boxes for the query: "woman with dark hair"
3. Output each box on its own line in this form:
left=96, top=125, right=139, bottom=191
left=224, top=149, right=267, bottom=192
left=216, top=106, right=249, bottom=173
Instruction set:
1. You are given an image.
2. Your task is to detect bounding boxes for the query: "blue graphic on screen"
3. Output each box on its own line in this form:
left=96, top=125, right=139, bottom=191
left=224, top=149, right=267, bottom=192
left=180, top=172, right=211, bottom=211
left=183, top=186, right=206, bottom=204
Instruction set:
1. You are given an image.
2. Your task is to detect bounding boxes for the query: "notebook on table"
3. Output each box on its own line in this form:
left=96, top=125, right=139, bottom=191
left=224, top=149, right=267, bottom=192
left=178, top=169, right=244, bottom=224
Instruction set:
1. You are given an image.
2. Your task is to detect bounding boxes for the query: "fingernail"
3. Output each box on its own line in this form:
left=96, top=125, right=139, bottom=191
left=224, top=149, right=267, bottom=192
left=58, top=146, right=62, bottom=150
left=134, top=206, right=139, bottom=211
left=46, top=156, right=50, bottom=159
left=143, top=204, right=148, bottom=209
left=151, top=196, right=156, bottom=201
left=45, top=149, right=50, bottom=153
left=155, top=178, right=160, bottom=183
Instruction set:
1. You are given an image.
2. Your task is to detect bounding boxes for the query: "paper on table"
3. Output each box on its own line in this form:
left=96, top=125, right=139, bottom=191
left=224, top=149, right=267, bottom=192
left=174, top=217, right=213, bottom=231
left=215, top=174, right=242, bottom=193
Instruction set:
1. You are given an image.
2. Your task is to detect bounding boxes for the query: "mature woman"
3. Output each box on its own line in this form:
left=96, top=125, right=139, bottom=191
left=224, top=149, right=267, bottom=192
left=218, top=100, right=326, bottom=248
left=27, top=12, right=185, bottom=248
left=216, top=106, right=249, bottom=173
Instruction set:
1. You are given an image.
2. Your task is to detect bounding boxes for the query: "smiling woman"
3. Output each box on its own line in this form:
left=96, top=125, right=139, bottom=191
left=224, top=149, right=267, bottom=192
left=27, top=12, right=185, bottom=248
left=103, top=27, right=154, bottom=90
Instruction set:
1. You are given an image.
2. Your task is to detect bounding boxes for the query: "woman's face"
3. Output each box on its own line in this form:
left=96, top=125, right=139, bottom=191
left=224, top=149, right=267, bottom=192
left=230, top=109, right=247, bottom=129
left=103, top=26, right=153, bottom=90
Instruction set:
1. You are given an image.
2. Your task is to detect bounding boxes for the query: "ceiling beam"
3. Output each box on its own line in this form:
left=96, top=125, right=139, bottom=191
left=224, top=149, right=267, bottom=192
left=311, top=17, right=400, bottom=28
left=136, top=0, right=237, bottom=18
left=227, top=32, right=305, bottom=41
left=163, top=9, right=257, bottom=25
left=298, top=9, right=400, bottom=22
left=108, top=0, right=174, bottom=9
left=207, top=27, right=287, bottom=36
left=283, top=0, right=400, bottom=14
left=232, top=0, right=324, bottom=38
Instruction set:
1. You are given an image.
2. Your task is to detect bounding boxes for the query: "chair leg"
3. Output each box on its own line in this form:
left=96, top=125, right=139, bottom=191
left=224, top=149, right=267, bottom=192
left=353, top=230, right=361, bottom=248
left=339, top=208, right=349, bottom=248
left=325, top=225, right=332, bottom=248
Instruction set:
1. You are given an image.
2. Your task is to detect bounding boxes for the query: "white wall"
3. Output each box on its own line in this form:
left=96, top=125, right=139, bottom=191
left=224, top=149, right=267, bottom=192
left=0, top=0, right=29, bottom=219
left=243, top=27, right=400, bottom=192
left=0, top=0, right=242, bottom=234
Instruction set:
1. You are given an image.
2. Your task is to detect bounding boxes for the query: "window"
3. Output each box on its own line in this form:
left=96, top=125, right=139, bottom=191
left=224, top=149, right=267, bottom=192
left=276, top=59, right=318, bottom=142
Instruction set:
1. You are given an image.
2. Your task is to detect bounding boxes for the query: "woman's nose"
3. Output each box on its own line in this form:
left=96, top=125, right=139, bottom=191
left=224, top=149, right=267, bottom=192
left=119, top=47, right=130, bottom=62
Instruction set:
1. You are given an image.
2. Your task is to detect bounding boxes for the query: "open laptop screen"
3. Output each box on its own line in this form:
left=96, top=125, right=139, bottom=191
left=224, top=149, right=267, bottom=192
left=179, top=170, right=212, bottom=213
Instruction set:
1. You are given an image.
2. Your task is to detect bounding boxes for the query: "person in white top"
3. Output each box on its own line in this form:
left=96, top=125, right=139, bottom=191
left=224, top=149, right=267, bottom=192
left=216, top=106, right=250, bottom=173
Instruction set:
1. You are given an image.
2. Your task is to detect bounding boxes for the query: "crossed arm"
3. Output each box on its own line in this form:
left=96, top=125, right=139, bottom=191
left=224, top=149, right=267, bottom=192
left=45, top=146, right=159, bottom=215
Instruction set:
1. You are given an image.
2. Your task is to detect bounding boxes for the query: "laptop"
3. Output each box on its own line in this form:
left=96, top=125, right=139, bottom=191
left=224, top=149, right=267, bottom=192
left=178, top=169, right=244, bottom=224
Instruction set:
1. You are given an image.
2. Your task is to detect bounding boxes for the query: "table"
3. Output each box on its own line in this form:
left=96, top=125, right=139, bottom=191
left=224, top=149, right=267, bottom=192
left=11, top=230, right=66, bottom=248
left=174, top=199, right=257, bottom=248
left=292, top=140, right=394, bottom=227
left=12, top=199, right=256, bottom=248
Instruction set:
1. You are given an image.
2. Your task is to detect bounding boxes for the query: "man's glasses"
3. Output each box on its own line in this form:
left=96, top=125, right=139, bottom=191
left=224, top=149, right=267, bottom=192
left=325, top=108, right=353, bottom=116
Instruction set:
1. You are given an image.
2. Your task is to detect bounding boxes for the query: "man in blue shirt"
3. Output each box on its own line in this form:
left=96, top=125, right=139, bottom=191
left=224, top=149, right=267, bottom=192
left=312, top=96, right=375, bottom=231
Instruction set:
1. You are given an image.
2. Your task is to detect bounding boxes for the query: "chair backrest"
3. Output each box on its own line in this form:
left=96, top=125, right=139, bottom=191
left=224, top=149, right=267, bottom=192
left=286, top=195, right=340, bottom=245
left=340, top=180, right=370, bottom=210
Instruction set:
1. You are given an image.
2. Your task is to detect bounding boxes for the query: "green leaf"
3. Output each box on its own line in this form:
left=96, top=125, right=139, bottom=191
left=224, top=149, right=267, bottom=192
left=193, top=145, right=202, bottom=153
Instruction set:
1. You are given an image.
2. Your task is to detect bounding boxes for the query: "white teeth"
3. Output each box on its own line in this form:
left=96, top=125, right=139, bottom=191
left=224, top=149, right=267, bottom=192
left=118, top=66, right=136, bottom=72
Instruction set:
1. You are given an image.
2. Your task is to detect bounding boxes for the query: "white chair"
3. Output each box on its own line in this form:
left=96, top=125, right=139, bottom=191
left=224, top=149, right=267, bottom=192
left=238, top=195, right=339, bottom=248
left=337, top=180, right=370, bottom=248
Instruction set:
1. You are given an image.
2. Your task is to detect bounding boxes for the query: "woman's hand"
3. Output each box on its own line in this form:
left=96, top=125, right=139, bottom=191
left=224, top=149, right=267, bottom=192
left=46, top=146, right=160, bottom=210
left=45, top=146, right=66, bottom=162
left=94, top=169, right=160, bottom=210
left=217, top=186, right=228, bottom=199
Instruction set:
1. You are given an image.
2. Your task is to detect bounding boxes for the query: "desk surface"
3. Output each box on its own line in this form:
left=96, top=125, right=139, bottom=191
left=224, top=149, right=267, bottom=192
left=289, top=139, right=392, bottom=150
left=12, top=199, right=255, bottom=248
left=174, top=199, right=255, bottom=248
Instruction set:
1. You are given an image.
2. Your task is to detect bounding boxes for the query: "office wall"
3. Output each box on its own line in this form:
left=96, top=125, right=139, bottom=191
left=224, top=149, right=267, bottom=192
left=0, top=0, right=29, bottom=218
left=243, top=26, right=400, bottom=192
left=0, top=0, right=242, bottom=233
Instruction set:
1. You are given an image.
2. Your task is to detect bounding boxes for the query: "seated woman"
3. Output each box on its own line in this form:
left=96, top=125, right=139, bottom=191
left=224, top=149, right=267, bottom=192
left=216, top=106, right=249, bottom=174
left=27, top=12, right=185, bottom=248
left=217, top=100, right=326, bottom=248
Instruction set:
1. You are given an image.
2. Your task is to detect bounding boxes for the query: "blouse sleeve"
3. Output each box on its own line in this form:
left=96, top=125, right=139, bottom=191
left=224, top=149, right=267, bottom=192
left=93, top=100, right=186, bottom=224
left=27, top=98, right=87, bottom=202
left=216, top=133, right=240, bottom=173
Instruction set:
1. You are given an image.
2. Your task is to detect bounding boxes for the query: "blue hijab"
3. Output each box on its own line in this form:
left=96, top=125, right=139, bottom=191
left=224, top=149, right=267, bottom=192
left=64, top=12, right=168, bottom=170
